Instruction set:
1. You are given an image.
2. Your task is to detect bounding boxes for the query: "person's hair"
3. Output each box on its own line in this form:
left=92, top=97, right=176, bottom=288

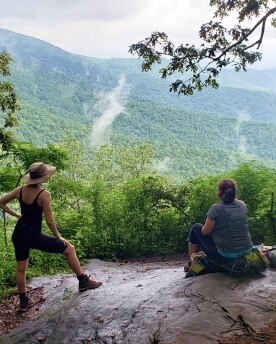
left=217, top=179, right=237, bottom=204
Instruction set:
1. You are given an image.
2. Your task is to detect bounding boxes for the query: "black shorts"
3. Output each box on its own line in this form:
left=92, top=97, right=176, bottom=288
left=12, top=220, right=67, bottom=261
left=188, top=223, right=233, bottom=263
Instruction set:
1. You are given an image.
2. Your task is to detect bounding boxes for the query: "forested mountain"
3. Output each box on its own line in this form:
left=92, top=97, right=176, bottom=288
left=1, top=28, right=276, bottom=179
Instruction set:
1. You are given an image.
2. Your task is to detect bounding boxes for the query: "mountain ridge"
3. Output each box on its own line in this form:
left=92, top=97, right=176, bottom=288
left=1, top=28, right=276, bottom=179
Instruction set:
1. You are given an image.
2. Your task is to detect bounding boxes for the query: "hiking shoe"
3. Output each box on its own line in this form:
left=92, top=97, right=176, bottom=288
left=79, top=274, right=102, bottom=292
left=19, top=297, right=35, bottom=312
left=184, top=260, right=191, bottom=272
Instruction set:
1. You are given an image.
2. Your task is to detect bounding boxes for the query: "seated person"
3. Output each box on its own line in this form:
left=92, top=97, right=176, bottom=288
left=186, top=179, right=268, bottom=277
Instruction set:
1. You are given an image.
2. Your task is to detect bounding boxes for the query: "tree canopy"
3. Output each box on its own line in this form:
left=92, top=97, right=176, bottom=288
left=0, top=51, right=20, bottom=150
left=129, top=0, right=276, bottom=95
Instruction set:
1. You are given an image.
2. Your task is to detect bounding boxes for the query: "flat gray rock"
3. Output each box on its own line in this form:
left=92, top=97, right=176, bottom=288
left=1, top=259, right=276, bottom=344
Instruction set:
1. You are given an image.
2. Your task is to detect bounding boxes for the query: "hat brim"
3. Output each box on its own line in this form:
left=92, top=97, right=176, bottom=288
left=23, top=164, right=56, bottom=184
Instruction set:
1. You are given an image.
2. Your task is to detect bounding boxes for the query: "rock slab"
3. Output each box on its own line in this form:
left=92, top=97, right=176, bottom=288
left=1, top=259, right=276, bottom=344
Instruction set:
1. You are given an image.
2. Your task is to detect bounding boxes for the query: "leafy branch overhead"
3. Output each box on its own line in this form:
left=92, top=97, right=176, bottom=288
left=129, top=0, right=276, bottom=95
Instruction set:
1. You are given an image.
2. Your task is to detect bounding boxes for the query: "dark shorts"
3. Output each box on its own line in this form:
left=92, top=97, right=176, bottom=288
left=12, top=220, right=67, bottom=261
left=188, top=223, right=233, bottom=263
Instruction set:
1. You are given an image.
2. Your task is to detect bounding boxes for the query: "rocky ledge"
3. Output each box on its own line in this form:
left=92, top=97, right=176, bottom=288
left=1, top=259, right=276, bottom=344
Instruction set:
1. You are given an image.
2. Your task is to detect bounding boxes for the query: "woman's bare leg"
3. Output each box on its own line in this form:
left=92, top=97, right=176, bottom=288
left=63, top=244, right=102, bottom=290
left=63, top=245, right=83, bottom=276
left=16, top=259, right=29, bottom=293
left=189, top=242, right=200, bottom=258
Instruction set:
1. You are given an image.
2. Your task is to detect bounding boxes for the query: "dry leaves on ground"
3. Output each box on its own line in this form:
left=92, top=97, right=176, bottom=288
left=0, top=286, right=45, bottom=336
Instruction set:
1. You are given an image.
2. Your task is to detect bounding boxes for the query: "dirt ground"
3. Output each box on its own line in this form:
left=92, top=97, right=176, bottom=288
left=1, top=256, right=276, bottom=343
left=219, top=320, right=276, bottom=344
left=0, top=286, right=45, bottom=337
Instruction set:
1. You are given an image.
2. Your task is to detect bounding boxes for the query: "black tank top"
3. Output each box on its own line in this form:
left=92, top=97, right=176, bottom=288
left=19, top=187, right=44, bottom=224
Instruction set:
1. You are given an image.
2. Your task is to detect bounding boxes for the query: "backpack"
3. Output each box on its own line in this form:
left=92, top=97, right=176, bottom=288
left=186, top=247, right=270, bottom=278
left=266, top=249, right=276, bottom=267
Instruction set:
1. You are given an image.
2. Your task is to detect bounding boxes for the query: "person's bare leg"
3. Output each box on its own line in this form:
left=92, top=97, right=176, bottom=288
left=189, top=242, right=200, bottom=258
left=16, top=259, right=29, bottom=293
left=64, top=244, right=102, bottom=290
left=63, top=245, right=83, bottom=276
left=17, top=259, right=36, bottom=311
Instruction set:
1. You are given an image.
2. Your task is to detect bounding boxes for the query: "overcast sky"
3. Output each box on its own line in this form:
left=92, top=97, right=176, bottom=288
left=0, top=0, right=275, bottom=68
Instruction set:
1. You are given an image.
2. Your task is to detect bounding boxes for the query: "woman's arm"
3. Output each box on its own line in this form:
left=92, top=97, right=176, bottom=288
left=0, top=188, right=22, bottom=219
left=42, top=191, right=71, bottom=247
left=202, top=216, right=215, bottom=236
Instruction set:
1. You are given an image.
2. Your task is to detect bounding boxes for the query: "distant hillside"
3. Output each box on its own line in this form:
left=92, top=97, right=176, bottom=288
left=1, top=28, right=276, bottom=179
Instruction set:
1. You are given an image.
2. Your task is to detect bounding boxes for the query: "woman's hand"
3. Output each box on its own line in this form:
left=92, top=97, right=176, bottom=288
left=57, top=236, right=72, bottom=247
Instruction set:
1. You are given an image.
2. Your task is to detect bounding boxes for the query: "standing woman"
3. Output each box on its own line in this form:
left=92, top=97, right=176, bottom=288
left=0, top=162, right=102, bottom=312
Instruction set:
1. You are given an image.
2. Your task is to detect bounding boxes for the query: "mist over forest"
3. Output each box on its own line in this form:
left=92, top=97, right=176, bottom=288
left=1, top=26, right=276, bottom=301
left=1, top=28, right=276, bottom=180
left=1, top=0, right=276, bottom=341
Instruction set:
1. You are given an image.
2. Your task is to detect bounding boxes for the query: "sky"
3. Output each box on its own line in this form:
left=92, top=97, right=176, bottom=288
left=0, top=0, right=275, bottom=68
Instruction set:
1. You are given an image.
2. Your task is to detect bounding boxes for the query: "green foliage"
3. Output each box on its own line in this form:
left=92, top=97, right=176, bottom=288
left=231, top=162, right=276, bottom=244
left=1, top=30, right=276, bottom=181
left=186, top=161, right=276, bottom=245
left=0, top=165, right=19, bottom=192
left=1, top=28, right=276, bottom=298
left=1, top=141, right=276, bottom=299
left=13, top=101, right=90, bottom=147
left=0, top=230, right=16, bottom=297
left=116, top=142, right=154, bottom=178
left=91, top=144, right=117, bottom=184
left=112, top=99, right=276, bottom=180
left=0, top=51, right=20, bottom=150
left=231, top=163, right=276, bottom=244
left=12, top=141, right=68, bottom=170
left=118, top=175, right=190, bottom=255
left=187, top=175, right=221, bottom=225
left=231, top=162, right=271, bottom=215
left=80, top=174, right=190, bottom=258
left=0, top=140, right=69, bottom=191
left=129, top=1, right=275, bottom=95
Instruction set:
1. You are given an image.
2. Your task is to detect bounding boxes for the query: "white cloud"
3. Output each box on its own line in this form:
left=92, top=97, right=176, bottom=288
left=91, top=75, right=129, bottom=147
left=0, top=0, right=148, bottom=21
left=0, top=0, right=275, bottom=67
left=235, top=110, right=252, bottom=154
left=153, top=157, right=171, bottom=172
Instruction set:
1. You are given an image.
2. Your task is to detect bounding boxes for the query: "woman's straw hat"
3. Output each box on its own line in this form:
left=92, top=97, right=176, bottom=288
left=23, top=162, right=56, bottom=184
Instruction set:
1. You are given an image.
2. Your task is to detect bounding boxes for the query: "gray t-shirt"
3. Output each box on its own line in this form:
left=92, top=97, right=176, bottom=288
left=206, top=200, right=253, bottom=254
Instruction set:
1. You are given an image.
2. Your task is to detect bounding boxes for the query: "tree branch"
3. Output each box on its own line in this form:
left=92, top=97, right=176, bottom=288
left=214, top=6, right=276, bottom=60
left=245, top=17, right=266, bottom=50
left=13, top=155, right=23, bottom=187
left=129, top=3, right=276, bottom=95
